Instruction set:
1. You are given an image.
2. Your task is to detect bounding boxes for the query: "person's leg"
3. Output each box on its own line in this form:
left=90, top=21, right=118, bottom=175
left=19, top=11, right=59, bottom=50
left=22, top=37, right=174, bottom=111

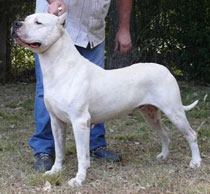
left=29, top=54, right=55, bottom=171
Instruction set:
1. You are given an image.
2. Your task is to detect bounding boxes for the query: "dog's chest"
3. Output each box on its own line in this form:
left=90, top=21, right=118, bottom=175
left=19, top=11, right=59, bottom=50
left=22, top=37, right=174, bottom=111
left=44, top=94, right=72, bottom=124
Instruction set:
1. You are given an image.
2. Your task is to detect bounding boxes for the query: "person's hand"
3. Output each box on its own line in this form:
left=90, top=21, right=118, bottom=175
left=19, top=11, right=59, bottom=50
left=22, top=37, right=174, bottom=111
left=48, top=0, right=66, bottom=16
left=114, top=28, right=132, bottom=57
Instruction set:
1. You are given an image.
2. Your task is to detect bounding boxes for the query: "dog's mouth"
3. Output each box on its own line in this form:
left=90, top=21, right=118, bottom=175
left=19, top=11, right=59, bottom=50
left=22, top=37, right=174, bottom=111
left=16, top=37, right=41, bottom=49
left=28, top=42, right=41, bottom=48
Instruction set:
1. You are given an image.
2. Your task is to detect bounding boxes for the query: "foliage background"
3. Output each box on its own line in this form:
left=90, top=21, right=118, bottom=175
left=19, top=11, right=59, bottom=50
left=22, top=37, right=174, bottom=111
left=107, top=0, right=210, bottom=83
left=0, top=0, right=210, bottom=83
left=0, top=0, right=35, bottom=82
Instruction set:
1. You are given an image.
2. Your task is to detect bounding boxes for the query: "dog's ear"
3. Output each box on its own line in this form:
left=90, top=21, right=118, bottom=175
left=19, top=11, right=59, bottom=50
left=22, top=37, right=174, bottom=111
left=57, top=13, right=67, bottom=27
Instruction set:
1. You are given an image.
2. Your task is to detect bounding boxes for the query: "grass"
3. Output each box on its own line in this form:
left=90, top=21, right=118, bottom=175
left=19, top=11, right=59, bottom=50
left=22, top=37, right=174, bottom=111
left=0, top=82, right=209, bottom=194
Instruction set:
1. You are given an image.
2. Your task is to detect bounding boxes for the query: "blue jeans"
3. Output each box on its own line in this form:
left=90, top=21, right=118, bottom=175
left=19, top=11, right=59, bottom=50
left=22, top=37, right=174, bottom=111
left=29, top=41, right=107, bottom=156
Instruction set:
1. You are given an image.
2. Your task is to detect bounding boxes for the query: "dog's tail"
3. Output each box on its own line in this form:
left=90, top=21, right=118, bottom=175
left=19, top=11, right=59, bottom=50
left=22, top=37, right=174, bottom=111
left=183, top=100, right=199, bottom=111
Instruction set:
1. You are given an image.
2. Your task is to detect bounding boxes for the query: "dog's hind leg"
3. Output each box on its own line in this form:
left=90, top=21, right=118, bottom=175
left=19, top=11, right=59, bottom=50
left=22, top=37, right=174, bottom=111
left=163, top=107, right=201, bottom=168
left=68, top=113, right=91, bottom=187
left=45, top=114, right=67, bottom=175
left=140, top=105, right=170, bottom=160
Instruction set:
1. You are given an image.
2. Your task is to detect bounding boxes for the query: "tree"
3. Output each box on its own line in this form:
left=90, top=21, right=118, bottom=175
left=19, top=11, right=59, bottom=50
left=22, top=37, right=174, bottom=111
left=0, top=0, right=35, bottom=82
left=0, top=0, right=9, bottom=83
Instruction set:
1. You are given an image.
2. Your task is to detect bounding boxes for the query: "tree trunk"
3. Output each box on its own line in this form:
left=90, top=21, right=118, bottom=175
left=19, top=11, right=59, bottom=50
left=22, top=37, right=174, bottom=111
left=0, top=2, right=7, bottom=83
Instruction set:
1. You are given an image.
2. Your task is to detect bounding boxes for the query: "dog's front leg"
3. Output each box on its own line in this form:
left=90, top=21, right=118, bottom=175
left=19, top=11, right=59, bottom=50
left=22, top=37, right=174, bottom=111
left=45, top=114, right=66, bottom=175
left=68, top=115, right=91, bottom=187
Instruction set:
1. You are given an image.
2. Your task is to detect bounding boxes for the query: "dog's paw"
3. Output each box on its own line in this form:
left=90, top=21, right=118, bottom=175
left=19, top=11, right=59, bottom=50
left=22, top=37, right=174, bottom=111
left=189, top=159, right=201, bottom=168
left=44, top=169, right=57, bottom=176
left=68, top=173, right=86, bottom=187
left=156, top=152, right=168, bottom=160
left=68, top=177, right=83, bottom=187
left=44, top=166, right=62, bottom=175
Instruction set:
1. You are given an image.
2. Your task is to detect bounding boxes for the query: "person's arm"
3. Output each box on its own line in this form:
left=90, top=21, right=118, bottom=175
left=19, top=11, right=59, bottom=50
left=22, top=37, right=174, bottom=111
left=114, top=0, right=132, bottom=56
left=47, top=0, right=66, bottom=15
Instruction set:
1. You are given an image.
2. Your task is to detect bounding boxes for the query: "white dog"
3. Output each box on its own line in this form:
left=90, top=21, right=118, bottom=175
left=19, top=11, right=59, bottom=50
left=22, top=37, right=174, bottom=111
left=12, top=13, right=201, bottom=186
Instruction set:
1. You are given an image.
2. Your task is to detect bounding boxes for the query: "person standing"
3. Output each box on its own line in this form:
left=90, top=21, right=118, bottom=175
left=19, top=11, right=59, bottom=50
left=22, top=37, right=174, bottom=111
left=30, top=0, right=132, bottom=171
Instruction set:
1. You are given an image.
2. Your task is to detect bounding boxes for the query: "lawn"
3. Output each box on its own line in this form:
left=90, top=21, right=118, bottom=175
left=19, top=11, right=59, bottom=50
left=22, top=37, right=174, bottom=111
left=0, top=82, right=209, bottom=194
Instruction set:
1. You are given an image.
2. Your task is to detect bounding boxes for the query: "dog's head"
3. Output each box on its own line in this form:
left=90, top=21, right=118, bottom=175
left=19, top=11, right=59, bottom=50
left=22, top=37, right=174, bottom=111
left=12, top=13, right=66, bottom=53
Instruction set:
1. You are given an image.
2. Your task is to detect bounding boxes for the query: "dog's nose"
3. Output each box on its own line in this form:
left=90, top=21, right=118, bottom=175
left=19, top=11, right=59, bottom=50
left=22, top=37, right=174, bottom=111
left=12, top=21, right=23, bottom=38
left=13, top=21, right=23, bottom=29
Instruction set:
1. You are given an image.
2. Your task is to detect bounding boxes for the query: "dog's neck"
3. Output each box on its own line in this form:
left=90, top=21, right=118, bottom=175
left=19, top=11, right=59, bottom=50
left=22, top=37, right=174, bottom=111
left=38, top=30, right=83, bottom=86
left=39, top=30, right=81, bottom=66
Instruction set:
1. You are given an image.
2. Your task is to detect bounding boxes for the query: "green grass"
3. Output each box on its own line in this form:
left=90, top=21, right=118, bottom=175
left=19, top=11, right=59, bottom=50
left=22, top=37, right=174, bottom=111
left=0, top=82, right=209, bottom=194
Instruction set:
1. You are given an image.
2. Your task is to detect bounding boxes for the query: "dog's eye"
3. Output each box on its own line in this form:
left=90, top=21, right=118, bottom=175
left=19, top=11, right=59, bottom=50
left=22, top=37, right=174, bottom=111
left=35, top=21, right=42, bottom=25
